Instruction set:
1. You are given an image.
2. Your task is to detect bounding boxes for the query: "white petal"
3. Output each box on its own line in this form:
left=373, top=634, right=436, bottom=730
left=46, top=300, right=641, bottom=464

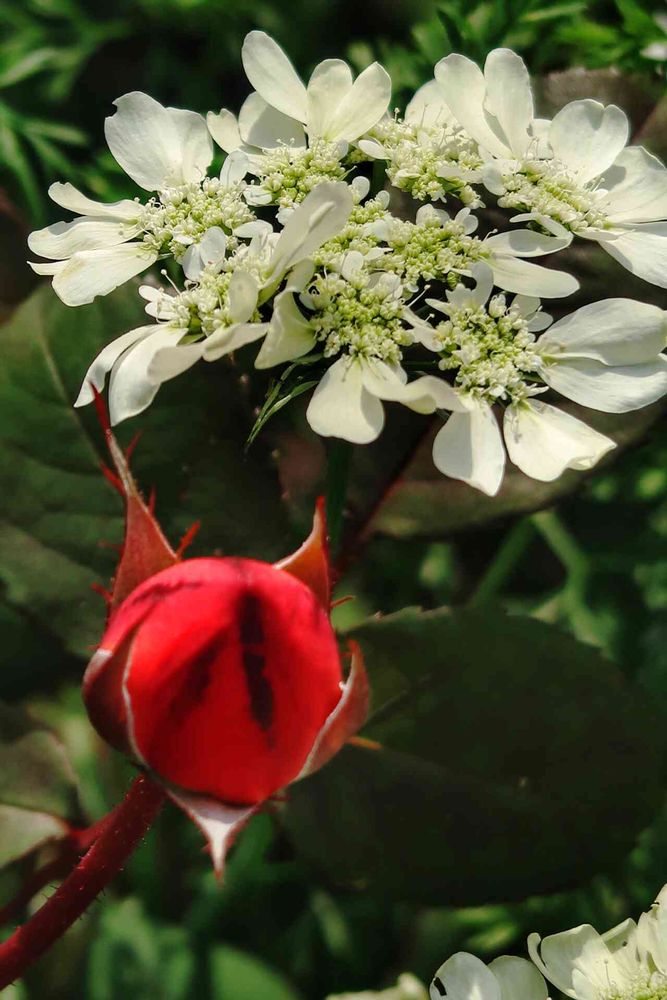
left=105, top=92, right=213, bottom=190
left=241, top=31, right=308, bottom=123
left=542, top=355, right=667, bottom=413
left=207, top=108, right=243, bottom=153
left=108, top=327, right=185, bottom=424
left=255, top=290, right=315, bottom=368
left=361, top=361, right=463, bottom=414
left=48, top=182, right=139, bottom=221
left=219, top=149, right=248, bottom=186
left=182, top=245, right=205, bottom=280
left=430, top=952, right=501, bottom=1000
left=202, top=321, right=269, bottom=361
left=324, top=62, right=392, bottom=142
left=74, top=325, right=156, bottom=407
left=29, top=260, right=65, bottom=276
left=306, top=357, right=384, bottom=444
left=548, top=100, right=629, bottom=183
left=489, top=255, right=579, bottom=298
left=167, top=788, right=255, bottom=877
left=484, top=228, right=572, bottom=257
left=199, top=226, right=228, bottom=264
left=489, top=956, right=548, bottom=1000
left=539, top=298, right=667, bottom=365
left=306, top=59, right=353, bottom=139
left=599, top=223, right=667, bottom=288
left=238, top=92, right=306, bottom=149
left=483, top=48, right=534, bottom=157
left=530, top=925, right=632, bottom=997
left=435, top=54, right=511, bottom=158
left=600, top=146, right=667, bottom=223
left=358, top=137, right=387, bottom=159
left=432, top=399, right=505, bottom=496
left=52, top=244, right=158, bottom=306
left=504, top=401, right=615, bottom=481
left=405, top=79, right=453, bottom=128
left=148, top=340, right=205, bottom=382
left=528, top=929, right=589, bottom=997
left=227, top=269, right=259, bottom=324
left=268, top=181, right=353, bottom=280
left=28, top=218, right=140, bottom=259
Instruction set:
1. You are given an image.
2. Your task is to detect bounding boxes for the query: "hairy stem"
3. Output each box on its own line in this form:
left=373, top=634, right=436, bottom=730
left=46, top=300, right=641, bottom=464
left=0, top=774, right=165, bottom=989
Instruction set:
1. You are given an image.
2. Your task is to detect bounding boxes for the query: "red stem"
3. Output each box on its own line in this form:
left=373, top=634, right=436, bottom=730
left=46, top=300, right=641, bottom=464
left=0, top=774, right=165, bottom=989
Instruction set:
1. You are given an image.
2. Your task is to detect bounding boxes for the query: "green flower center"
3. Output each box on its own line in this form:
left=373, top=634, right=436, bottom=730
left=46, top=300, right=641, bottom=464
left=314, top=195, right=391, bottom=268
left=383, top=214, right=484, bottom=291
left=247, top=140, right=347, bottom=207
left=139, top=179, right=253, bottom=259
left=371, top=116, right=483, bottom=207
left=431, top=295, right=542, bottom=403
left=603, top=973, right=667, bottom=1000
left=306, top=271, right=412, bottom=364
left=498, top=157, right=609, bottom=232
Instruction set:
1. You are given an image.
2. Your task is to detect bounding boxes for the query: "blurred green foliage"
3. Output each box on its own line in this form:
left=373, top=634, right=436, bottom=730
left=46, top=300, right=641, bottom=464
left=1, top=1, right=667, bottom=999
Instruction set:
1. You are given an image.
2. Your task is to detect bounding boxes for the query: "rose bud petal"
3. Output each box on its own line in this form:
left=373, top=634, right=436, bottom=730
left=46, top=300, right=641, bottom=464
left=85, top=556, right=344, bottom=805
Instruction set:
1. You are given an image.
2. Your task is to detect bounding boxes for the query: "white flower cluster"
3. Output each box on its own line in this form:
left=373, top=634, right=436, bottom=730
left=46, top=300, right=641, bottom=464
left=329, top=882, right=667, bottom=1000
left=28, top=34, right=667, bottom=495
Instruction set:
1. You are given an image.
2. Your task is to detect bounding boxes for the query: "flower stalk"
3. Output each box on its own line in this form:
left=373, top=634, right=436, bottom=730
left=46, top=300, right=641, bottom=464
left=0, top=774, right=165, bottom=990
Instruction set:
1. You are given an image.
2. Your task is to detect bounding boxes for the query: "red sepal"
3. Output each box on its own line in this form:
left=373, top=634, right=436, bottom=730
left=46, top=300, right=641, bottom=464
left=274, top=497, right=331, bottom=610
left=298, top=641, right=370, bottom=779
left=166, top=788, right=255, bottom=878
left=93, top=390, right=177, bottom=614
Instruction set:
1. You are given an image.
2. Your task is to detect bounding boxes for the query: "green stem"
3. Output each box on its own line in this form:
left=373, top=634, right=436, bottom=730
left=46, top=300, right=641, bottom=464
left=325, top=440, right=353, bottom=556
left=468, top=518, right=535, bottom=607
left=531, top=510, right=599, bottom=644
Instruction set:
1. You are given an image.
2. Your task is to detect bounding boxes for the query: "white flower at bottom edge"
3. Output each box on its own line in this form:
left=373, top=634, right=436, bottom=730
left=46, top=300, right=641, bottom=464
left=528, top=883, right=667, bottom=999
left=306, top=355, right=462, bottom=446
left=327, top=973, right=429, bottom=1000
left=430, top=952, right=547, bottom=1000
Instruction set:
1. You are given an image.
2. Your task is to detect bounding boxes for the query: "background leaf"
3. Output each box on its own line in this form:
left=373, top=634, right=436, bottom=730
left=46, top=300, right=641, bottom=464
left=0, top=701, right=79, bottom=868
left=286, top=609, right=665, bottom=903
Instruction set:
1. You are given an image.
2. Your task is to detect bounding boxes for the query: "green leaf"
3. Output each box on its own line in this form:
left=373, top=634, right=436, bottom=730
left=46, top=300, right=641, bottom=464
left=285, top=608, right=665, bottom=903
left=87, top=899, right=196, bottom=1000
left=0, top=283, right=292, bottom=659
left=0, top=701, right=79, bottom=868
left=210, top=945, right=303, bottom=1000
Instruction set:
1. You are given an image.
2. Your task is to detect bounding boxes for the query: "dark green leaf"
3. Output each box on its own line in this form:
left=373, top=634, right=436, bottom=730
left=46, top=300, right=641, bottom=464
left=286, top=608, right=665, bottom=903
left=0, top=283, right=292, bottom=658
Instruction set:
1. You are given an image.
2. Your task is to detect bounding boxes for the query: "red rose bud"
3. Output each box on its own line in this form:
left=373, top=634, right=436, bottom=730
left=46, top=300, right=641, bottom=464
left=86, top=556, right=343, bottom=804
left=85, top=400, right=368, bottom=874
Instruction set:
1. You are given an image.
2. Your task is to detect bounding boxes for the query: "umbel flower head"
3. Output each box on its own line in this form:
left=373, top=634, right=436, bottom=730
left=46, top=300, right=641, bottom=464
left=82, top=398, right=368, bottom=874
left=528, top=883, right=667, bottom=999
left=435, top=47, right=667, bottom=288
